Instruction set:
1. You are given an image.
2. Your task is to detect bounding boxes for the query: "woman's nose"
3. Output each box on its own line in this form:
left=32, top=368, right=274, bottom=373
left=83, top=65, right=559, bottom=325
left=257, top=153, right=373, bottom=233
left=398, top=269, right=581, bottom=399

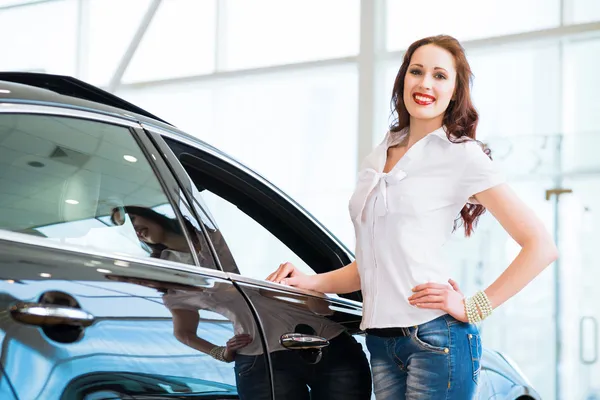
left=419, top=73, right=433, bottom=90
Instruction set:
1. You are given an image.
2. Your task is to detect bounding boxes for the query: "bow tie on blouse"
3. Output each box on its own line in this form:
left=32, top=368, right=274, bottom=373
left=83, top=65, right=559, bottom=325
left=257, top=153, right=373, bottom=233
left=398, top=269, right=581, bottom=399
left=356, top=168, right=408, bottom=218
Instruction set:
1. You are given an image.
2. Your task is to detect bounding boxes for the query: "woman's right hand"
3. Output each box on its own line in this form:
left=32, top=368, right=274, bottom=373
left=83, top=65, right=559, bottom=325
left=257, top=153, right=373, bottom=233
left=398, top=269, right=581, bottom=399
left=266, top=262, right=314, bottom=290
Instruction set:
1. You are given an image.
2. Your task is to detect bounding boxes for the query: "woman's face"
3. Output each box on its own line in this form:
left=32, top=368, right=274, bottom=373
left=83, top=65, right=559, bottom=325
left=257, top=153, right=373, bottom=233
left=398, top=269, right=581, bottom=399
left=130, top=214, right=166, bottom=244
left=403, top=44, right=457, bottom=124
left=113, top=210, right=166, bottom=244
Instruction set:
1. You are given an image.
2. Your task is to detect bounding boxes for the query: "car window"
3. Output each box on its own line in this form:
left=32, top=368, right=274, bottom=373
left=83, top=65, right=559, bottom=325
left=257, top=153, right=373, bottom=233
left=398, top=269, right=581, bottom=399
left=0, top=113, right=203, bottom=267
left=160, top=145, right=319, bottom=280
left=198, top=189, right=314, bottom=280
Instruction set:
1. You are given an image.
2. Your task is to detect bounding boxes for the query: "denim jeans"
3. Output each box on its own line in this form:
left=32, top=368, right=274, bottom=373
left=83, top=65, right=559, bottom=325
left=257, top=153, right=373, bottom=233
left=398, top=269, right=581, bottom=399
left=365, top=314, right=481, bottom=400
left=235, top=332, right=372, bottom=399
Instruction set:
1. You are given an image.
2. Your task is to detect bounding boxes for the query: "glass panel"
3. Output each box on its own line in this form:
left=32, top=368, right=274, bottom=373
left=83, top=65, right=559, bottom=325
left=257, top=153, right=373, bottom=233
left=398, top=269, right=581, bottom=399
left=0, top=114, right=201, bottom=267
left=386, top=0, right=560, bottom=51
left=569, top=0, right=600, bottom=23
left=84, top=0, right=152, bottom=86
left=559, top=177, right=600, bottom=400
left=0, top=0, right=77, bottom=75
left=0, top=0, right=44, bottom=7
left=122, top=0, right=216, bottom=84
left=221, top=0, right=359, bottom=70
left=562, top=37, right=600, bottom=174
left=469, top=44, right=561, bottom=142
left=118, top=65, right=358, bottom=248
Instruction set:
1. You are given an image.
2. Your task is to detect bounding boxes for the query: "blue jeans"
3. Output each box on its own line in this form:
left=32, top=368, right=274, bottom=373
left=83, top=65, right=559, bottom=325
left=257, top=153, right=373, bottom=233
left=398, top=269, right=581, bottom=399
left=365, top=314, right=481, bottom=399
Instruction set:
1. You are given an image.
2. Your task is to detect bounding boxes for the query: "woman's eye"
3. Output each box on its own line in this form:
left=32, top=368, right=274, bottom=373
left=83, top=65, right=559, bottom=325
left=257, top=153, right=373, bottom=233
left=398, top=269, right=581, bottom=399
left=435, top=73, right=447, bottom=80
left=409, top=69, right=421, bottom=75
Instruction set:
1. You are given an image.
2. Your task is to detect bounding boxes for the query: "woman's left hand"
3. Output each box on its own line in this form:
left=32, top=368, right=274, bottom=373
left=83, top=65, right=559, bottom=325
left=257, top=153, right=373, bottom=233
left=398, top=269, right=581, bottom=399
left=408, top=279, right=468, bottom=323
left=223, top=334, right=253, bottom=362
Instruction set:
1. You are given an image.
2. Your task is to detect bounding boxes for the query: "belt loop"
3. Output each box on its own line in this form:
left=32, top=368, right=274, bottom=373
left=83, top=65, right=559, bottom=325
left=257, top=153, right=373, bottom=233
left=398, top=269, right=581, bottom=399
left=402, top=327, right=410, bottom=336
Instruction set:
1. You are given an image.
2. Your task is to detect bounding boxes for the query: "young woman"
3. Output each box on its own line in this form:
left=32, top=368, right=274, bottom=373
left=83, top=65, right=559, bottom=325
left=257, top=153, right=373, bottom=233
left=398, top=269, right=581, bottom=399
left=267, top=35, right=558, bottom=399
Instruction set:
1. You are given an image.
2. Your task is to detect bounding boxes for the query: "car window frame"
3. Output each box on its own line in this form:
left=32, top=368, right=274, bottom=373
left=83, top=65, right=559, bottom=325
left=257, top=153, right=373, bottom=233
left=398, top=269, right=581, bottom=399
left=142, top=123, right=362, bottom=303
left=0, top=104, right=217, bottom=275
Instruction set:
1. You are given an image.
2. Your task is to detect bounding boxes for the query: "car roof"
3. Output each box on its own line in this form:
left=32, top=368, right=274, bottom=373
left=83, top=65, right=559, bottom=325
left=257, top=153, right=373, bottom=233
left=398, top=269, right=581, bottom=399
left=0, top=72, right=226, bottom=155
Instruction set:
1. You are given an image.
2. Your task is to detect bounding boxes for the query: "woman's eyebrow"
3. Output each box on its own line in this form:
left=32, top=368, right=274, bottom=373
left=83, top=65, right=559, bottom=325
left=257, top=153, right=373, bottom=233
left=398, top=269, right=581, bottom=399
left=409, top=64, right=449, bottom=73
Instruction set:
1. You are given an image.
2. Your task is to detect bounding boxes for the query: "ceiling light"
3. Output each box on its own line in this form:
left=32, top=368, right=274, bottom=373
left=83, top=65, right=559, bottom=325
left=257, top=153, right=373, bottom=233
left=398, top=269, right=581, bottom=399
left=96, top=268, right=112, bottom=273
left=6, top=279, right=14, bottom=284
left=0, top=89, right=10, bottom=94
left=40, top=273, right=51, bottom=278
left=123, top=155, right=137, bottom=163
left=65, top=199, right=79, bottom=205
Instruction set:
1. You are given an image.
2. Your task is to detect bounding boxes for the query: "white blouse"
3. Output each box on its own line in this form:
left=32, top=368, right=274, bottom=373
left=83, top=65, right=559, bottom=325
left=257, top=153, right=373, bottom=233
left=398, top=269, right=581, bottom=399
left=349, top=126, right=505, bottom=329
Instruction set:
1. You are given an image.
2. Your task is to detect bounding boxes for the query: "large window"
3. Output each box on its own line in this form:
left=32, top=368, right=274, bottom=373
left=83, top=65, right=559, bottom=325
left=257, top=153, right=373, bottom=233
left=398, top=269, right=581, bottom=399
left=220, top=0, right=359, bottom=70
left=570, top=0, right=600, bottom=23
left=122, top=0, right=217, bottom=83
left=0, top=1, right=78, bottom=76
left=386, top=0, right=561, bottom=51
left=85, top=0, right=153, bottom=86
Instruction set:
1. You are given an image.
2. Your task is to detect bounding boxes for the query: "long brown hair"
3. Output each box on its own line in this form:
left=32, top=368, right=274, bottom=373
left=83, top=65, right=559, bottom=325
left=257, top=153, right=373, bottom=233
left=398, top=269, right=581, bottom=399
left=389, top=34, right=490, bottom=237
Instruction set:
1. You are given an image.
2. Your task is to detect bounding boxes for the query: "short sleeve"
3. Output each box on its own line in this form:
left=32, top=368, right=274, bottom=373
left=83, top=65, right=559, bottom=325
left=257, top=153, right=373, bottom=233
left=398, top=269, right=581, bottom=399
left=461, top=142, right=505, bottom=203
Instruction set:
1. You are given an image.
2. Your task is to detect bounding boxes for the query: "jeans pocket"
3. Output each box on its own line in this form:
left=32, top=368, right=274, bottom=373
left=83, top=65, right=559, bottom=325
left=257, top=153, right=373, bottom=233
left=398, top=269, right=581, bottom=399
left=412, top=324, right=449, bottom=354
left=468, top=333, right=482, bottom=383
left=235, top=355, right=258, bottom=377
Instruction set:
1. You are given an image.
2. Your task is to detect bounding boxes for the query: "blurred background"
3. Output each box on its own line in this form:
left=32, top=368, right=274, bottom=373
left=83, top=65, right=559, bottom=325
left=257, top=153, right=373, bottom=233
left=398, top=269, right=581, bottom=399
left=1, top=0, right=599, bottom=399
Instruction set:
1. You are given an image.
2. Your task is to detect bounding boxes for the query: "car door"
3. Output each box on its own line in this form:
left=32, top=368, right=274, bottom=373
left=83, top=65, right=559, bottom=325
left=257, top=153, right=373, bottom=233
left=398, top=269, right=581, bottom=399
left=145, top=125, right=374, bottom=399
left=0, top=108, right=268, bottom=399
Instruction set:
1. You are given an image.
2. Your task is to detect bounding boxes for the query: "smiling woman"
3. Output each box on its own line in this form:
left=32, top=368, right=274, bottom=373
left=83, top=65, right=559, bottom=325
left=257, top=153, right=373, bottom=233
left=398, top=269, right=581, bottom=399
left=266, top=34, right=558, bottom=400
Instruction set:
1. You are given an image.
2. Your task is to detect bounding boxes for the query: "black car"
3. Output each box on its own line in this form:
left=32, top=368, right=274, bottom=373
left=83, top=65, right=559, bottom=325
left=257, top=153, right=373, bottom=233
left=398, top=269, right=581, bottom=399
left=0, top=73, right=540, bottom=400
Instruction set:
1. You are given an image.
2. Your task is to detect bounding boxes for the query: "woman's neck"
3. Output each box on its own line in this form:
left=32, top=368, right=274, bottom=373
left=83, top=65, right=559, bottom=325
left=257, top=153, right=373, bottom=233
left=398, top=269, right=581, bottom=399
left=407, top=117, right=443, bottom=145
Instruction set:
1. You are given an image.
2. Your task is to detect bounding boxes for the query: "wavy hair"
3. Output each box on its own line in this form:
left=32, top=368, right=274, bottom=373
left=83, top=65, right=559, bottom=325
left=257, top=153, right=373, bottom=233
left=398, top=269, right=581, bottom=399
left=389, top=34, right=491, bottom=236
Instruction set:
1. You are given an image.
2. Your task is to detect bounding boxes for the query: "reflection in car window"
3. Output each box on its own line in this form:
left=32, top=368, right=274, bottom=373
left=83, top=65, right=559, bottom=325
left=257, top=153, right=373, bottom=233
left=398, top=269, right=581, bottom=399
left=0, top=114, right=203, bottom=267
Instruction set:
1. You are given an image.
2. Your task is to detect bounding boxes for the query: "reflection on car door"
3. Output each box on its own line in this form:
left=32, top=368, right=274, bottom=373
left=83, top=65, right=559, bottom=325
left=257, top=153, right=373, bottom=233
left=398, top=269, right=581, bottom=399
left=0, top=235, right=260, bottom=399
left=153, top=130, right=373, bottom=399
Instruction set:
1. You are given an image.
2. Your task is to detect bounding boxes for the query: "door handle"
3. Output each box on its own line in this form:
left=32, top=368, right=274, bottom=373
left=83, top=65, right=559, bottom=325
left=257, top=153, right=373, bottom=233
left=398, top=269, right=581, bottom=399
left=280, top=333, right=330, bottom=350
left=10, top=302, right=95, bottom=327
